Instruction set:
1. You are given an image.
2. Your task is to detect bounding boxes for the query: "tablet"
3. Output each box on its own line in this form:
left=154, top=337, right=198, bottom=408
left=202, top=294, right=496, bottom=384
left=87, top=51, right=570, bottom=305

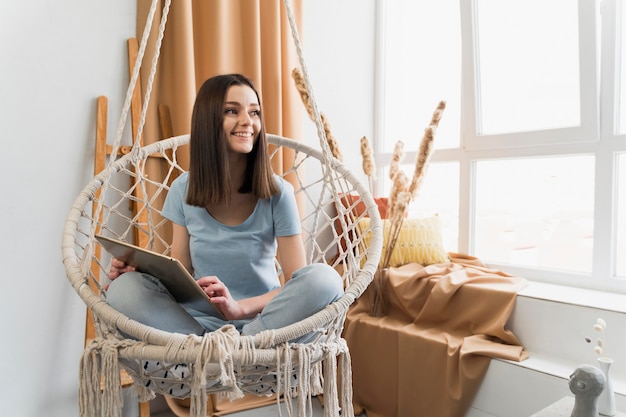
left=96, top=234, right=218, bottom=314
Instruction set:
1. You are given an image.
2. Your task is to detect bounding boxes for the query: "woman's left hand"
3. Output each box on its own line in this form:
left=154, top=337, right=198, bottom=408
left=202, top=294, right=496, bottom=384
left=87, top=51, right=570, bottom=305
left=197, top=276, right=244, bottom=320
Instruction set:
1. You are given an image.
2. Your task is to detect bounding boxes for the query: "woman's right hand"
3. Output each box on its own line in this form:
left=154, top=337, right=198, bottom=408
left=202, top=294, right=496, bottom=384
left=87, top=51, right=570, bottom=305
left=108, top=258, right=136, bottom=280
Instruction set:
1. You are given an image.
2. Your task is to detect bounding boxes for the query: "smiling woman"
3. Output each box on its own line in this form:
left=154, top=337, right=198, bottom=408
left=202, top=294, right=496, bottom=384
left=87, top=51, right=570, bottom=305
left=222, top=86, right=261, bottom=157
left=107, top=73, right=344, bottom=341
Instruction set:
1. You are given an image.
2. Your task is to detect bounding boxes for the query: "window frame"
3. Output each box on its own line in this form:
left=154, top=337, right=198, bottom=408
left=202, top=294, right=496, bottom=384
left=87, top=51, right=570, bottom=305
left=459, top=0, right=600, bottom=150
left=374, top=0, right=626, bottom=293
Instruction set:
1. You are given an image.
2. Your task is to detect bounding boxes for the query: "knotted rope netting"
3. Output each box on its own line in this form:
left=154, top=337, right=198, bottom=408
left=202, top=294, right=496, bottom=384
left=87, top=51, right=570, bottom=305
left=61, top=1, right=382, bottom=416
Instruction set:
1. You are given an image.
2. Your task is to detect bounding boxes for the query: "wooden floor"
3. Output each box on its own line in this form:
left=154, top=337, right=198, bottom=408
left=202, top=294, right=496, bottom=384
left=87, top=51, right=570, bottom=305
left=148, top=395, right=366, bottom=417
left=152, top=401, right=324, bottom=417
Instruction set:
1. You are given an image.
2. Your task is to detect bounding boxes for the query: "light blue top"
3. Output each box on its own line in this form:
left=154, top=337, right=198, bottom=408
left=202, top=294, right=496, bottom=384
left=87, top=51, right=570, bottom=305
left=161, top=172, right=301, bottom=301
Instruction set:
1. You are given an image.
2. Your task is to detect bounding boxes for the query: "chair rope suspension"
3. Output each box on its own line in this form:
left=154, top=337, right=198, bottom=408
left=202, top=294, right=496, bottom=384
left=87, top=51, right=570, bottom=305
left=61, top=1, right=383, bottom=416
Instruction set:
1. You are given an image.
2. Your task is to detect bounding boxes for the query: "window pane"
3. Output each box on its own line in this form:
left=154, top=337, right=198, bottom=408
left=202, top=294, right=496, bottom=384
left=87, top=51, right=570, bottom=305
left=382, top=162, right=459, bottom=253
left=618, top=4, right=626, bottom=134
left=617, top=154, right=626, bottom=277
left=382, top=0, right=461, bottom=151
left=475, top=0, right=581, bottom=134
left=474, top=156, right=594, bottom=273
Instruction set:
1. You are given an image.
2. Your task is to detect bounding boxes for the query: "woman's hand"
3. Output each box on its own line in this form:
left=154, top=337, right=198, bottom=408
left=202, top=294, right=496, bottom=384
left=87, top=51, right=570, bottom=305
left=108, top=258, right=136, bottom=280
left=197, top=276, right=245, bottom=320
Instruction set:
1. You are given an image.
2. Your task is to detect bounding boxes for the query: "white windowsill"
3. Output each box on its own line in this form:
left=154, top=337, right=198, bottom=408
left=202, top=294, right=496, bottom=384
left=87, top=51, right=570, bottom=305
left=516, top=280, right=626, bottom=315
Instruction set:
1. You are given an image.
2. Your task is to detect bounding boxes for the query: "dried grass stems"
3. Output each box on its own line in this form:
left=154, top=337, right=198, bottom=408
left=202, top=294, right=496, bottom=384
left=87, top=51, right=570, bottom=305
left=381, top=100, right=446, bottom=270
left=387, top=170, right=408, bottom=223
left=360, top=136, right=376, bottom=193
left=291, top=67, right=370, bottom=266
left=389, top=141, right=405, bottom=182
left=291, top=68, right=343, bottom=162
left=408, top=126, right=435, bottom=199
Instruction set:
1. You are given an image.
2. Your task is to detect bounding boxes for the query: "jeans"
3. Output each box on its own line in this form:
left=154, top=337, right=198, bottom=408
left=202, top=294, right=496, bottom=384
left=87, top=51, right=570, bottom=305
left=106, top=263, right=344, bottom=343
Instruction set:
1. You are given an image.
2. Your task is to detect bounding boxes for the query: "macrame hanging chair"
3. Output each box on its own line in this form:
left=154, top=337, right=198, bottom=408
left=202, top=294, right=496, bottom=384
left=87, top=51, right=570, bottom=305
left=61, top=0, right=383, bottom=416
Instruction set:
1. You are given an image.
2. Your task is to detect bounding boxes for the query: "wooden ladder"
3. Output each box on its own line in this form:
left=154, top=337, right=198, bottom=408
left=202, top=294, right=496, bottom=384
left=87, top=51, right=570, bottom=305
left=85, top=37, right=175, bottom=417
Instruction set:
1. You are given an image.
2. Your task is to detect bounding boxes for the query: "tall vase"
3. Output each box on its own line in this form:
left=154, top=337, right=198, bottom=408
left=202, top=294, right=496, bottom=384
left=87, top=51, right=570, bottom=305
left=598, top=357, right=617, bottom=416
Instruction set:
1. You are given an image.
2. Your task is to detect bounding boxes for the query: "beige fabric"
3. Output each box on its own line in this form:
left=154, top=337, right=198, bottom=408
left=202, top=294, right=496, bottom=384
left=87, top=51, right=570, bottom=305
left=343, top=254, right=529, bottom=417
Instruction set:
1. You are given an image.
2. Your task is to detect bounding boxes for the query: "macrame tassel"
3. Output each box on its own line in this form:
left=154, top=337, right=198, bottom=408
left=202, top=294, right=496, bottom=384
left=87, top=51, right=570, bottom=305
left=281, top=344, right=295, bottom=417
left=322, top=350, right=340, bottom=417
left=135, top=382, right=155, bottom=403
left=189, top=326, right=248, bottom=417
left=310, top=362, right=324, bottom=396
left=190, top=333, right=211, bottom=417
left=101, top=344, right=123, bottom=417
left=275, top=350, right=286, bottom=417
left=217, top=327, right=244, bottom=401
left=189, top=362, right=208, bottom=417
left=296, top=344, right=313, bottom=417
left=80, top=341, right=103, bottom=417
left=339, top=350, right=355, bottom=417
left=79, top=338, right=124, bottom=417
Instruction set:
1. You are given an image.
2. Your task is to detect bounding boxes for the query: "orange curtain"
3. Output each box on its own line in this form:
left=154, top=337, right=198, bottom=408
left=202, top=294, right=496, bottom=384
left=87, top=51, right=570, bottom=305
left=136, top=0, right=305, bottom=175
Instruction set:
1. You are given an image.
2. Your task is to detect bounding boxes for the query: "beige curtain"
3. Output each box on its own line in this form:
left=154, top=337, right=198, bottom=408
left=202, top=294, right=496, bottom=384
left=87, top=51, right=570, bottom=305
left=136, top=0, right=305, bottom=175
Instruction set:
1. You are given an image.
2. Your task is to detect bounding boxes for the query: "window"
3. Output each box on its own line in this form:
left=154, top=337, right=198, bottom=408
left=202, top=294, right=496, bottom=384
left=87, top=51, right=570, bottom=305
left=377, top=0, right=626, bottom=292
left=376, top=0, right=462, bottom=250
left=474, top=156, right=595, bottom=273
left=618, top=153, right=626, bottom=277
left=472, top=0, right=583, bottom=136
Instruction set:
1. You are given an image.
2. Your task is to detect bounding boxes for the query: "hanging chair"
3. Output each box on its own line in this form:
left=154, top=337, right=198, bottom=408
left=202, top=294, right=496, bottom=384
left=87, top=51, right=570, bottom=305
left=61, top=1, right=383, bottom=417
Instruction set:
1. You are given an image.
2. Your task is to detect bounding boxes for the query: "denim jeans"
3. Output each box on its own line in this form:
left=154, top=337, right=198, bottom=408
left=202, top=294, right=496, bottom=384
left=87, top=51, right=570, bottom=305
left=106, top=263, right=344, bottom=343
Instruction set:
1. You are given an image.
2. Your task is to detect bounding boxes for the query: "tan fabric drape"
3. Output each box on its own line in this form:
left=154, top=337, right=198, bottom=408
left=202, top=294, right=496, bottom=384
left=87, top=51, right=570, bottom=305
left=136, top=0, right=304, bottom=175
left=344, top=254, right=529, bottom=417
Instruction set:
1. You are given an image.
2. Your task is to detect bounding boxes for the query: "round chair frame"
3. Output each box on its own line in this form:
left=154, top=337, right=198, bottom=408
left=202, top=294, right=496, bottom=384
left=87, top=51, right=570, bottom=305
left=62, top=133, right=383, bottom=417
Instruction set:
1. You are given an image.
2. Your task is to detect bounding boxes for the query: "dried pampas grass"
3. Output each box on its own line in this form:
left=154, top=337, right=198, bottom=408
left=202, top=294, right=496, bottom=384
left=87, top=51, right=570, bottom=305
left=292, top=68, right=343, bottom=161
left=380, top=191, right=411, bottom=275
left=430, top=100, right=446, bottom=127
left=379, top=101, right=446, bottom=270
left=388, top=170, right=408, bottom=221
left=360, top=136, right=376, bottom=193
left=408, top=126, right=435, bottom=199
left=389, top=141, right=405, bottom=180
left=408, top=101, right=445, bottom=199
left=360, top=136, right=376, bottom=178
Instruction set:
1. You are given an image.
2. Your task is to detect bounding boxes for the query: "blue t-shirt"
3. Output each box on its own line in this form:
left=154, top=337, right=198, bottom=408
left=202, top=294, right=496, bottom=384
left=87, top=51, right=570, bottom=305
left=161, top=172, right=301, bottom=301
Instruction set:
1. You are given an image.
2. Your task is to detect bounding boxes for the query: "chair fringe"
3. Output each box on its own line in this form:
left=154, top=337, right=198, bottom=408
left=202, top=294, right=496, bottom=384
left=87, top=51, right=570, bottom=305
left=339, top=347, right=355, bottom=417
left=322, top=348, right=340, bottom=417
left=311, top=362, right=324, bottom=396
left=80, top=338, right=137, bottom=417
left=296, top=344, right=309, bottom=415
left=190, top=326, right=245, bottom=417
left=135, top=384, right=156, bottom=404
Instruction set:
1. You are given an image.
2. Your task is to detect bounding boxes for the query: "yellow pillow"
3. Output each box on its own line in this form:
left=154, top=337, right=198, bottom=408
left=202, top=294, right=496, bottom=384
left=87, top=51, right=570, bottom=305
left=358, top=215, right=449, bottom=267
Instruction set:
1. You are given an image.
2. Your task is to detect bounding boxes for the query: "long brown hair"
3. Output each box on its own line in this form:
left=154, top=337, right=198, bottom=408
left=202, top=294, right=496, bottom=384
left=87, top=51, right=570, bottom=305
left=186, top=74, right=278, bottom=207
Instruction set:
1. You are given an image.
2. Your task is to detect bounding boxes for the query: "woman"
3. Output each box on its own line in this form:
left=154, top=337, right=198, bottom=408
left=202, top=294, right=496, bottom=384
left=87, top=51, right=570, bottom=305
left=106, top=74, right=343, bottom=343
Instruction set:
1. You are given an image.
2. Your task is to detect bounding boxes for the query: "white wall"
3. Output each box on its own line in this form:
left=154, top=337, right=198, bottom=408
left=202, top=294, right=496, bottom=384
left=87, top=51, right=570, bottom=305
left=0, top=2, right=136, bottom=416
left=302, top=0, right=377, bottom=186
left=0, top=1, right=375, bottom=416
